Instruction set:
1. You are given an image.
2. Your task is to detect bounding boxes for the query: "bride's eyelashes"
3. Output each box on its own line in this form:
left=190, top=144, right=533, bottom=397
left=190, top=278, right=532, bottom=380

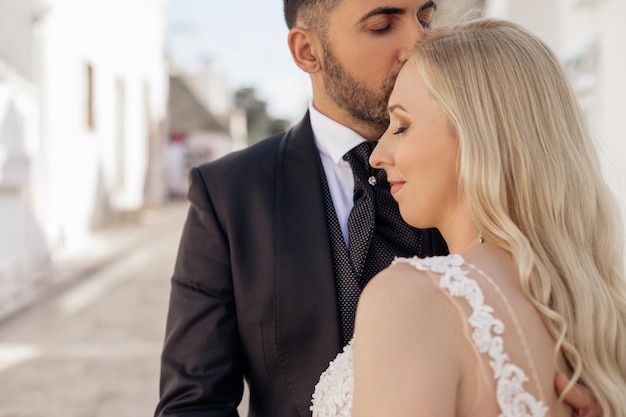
left=393, top=126, right=408, bottom=135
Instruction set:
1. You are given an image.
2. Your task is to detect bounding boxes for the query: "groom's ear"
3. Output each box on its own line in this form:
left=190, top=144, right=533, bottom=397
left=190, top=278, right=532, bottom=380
left=288, top=27, right=321, bottom=74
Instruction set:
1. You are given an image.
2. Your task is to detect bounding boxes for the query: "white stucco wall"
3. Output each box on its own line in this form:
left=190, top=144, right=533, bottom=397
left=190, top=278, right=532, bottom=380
left=487, top=0, right=626, bottom=226
left=596, top=0, right=626, bottom=218
left=0, top=0, right=38, bottom=81
left=39, top=0, right=169, bottom=251
left=0, top=61, right=48, bottom=319
left=0, top=0, right=168, bottom=317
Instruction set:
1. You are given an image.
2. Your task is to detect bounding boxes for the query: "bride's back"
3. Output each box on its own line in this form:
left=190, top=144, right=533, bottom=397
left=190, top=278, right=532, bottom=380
left=448, top=246, right=573, bottom=417
left=312, top=248, right=576, bottom=417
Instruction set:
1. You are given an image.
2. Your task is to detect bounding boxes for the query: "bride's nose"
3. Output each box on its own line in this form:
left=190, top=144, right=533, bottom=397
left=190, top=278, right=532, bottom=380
left=370, top=136, right=392, bottom=169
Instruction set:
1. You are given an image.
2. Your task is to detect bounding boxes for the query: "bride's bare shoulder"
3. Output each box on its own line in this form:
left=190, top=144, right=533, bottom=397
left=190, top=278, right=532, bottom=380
left=355, top=258, right=462, bottom=341
left=352, top=258, right=466, bottom=414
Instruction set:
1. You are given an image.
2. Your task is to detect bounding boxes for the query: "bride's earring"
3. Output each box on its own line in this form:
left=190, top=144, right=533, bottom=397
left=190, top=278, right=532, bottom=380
left=478, top=230, right=484, bottom=244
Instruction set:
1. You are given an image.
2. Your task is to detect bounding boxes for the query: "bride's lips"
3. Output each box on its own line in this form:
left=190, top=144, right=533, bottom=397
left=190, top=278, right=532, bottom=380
left=388, top=180, right=405, bottom=195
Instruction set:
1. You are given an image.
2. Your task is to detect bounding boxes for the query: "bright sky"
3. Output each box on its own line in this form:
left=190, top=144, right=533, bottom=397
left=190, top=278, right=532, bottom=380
left=166, top=0, right=311, bottom=123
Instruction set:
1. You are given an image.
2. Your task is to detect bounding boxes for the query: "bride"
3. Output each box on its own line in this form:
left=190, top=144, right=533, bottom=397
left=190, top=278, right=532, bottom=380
left=311, top=18, right=626, bottom=417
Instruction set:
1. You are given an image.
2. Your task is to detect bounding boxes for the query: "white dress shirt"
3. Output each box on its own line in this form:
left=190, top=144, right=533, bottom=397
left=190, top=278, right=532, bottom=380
left=309, top=103, right=368, bottom=247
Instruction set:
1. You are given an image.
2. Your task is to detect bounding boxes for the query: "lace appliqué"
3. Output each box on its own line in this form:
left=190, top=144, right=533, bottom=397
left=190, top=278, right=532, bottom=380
left=394, top=255, right=548, bottom=417
left=310, top=342, right=354, bottom=417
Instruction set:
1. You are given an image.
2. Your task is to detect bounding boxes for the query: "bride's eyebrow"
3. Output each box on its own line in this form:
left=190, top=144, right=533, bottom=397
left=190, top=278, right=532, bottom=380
left=388, top=104, right=407, bottom=114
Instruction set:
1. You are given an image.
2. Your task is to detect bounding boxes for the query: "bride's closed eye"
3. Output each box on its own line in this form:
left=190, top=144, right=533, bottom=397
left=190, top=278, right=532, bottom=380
left=393, top=126, right=407, bottom=135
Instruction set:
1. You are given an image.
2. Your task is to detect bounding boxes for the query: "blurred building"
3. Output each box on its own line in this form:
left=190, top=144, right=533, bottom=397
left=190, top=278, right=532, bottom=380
left=0, top=0, right=169, bottom=320
left=166, top=68, right=235, bottom=197
left=486, top=0, right=626, bottom=221
left=164, top=59, right=291, bottom=198
left=0, top=0, right=45, bottom=319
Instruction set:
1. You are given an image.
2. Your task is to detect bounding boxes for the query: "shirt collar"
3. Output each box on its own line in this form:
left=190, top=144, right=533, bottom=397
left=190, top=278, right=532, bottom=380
left=309, top=102, right=367, bottom=165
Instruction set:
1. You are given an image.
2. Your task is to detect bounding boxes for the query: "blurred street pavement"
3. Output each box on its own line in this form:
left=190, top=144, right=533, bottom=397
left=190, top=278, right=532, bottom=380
left=0, top=200, right=249, bottom=416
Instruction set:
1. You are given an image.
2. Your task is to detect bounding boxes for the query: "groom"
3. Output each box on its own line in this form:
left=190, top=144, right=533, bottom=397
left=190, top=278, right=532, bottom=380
left=155, top=0, right=600, bottom=416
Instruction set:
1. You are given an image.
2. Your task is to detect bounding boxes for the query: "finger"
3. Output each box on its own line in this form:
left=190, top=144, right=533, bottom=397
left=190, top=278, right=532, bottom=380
left=555, top=373, right=602, bottom=417
left=554, top=372, right=570, bottom=397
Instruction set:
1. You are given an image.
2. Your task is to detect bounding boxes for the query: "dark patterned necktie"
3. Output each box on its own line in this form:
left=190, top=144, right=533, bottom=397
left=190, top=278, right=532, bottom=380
left=343, top=142, right=378, bottom=278
left=337, top=141, right=447, bottom=342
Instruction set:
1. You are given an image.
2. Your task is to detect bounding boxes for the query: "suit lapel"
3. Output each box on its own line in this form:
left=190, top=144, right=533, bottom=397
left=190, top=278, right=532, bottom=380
left=274, top=113, right=342, bottom=416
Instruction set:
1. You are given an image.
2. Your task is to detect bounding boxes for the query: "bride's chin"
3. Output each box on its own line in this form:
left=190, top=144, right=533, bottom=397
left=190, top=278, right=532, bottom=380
left=399, top=211, right=431, bottom=231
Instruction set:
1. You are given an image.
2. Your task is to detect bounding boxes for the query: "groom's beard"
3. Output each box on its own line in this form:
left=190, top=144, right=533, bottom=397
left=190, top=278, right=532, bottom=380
left=322, top=41, right=395, bottom=135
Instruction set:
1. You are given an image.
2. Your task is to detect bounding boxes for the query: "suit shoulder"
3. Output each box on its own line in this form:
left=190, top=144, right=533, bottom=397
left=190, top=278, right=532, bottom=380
left=195, top=113, right=312, bottom=175
left=197, top=132, right=284, bottom=174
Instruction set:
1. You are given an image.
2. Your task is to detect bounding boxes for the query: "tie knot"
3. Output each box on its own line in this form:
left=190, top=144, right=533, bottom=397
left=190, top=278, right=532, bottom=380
left=343, top=141, right=376, bottom=173
left=344, top=141, right=386, bottom=187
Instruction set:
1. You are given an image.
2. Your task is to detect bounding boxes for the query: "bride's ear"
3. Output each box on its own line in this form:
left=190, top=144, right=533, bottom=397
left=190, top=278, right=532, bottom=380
left=288, top=28, right=322, bottom=74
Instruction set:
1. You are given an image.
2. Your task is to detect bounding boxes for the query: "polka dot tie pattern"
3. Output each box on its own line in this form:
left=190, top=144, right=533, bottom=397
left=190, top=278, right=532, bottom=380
left=343, top=142, right=379, bottom=279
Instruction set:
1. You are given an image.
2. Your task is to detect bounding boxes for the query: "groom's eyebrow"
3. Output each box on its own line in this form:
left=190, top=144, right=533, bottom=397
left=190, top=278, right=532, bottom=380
left=358, top=1, right=438, bottom=23
left=359, top=7, right=405, bottom=23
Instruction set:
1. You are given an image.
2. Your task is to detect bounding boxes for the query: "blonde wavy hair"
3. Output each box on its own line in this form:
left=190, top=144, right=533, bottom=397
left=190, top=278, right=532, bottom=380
left=409, top=18, right=626, bottom=415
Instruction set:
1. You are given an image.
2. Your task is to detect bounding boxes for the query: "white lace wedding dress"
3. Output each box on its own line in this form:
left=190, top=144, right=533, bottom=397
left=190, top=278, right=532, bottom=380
left=310, top=254, right=550, bottom=417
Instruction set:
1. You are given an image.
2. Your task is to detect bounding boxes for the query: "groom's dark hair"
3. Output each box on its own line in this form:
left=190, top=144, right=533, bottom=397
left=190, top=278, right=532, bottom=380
left=283, top=0, right=343, bottom=33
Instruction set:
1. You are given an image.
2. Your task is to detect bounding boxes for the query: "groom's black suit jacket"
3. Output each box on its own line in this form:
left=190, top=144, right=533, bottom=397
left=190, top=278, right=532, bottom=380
left=155, top=113, right=445, bottom=417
